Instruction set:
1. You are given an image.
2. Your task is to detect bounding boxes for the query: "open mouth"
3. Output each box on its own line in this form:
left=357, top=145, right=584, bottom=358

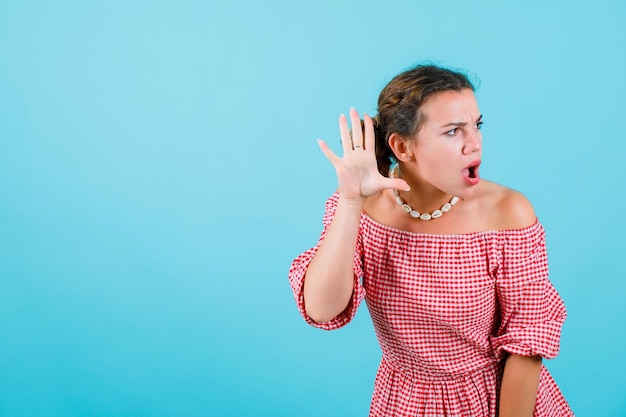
left=463, top=161, right=481, bottom=184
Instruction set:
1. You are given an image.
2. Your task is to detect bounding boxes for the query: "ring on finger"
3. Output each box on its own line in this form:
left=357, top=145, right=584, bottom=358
left=353, top=145, right=363, bottom=150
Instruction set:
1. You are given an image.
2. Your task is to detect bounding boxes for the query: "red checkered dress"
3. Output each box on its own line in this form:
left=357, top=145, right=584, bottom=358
left=289, top=193, right=574, bottom=417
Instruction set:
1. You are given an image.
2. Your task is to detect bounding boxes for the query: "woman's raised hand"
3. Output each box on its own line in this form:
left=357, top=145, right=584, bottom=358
left=318, top=108, right=410, bottom=202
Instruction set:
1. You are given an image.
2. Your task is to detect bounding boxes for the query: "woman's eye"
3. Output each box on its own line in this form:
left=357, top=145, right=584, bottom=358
left=475, top=121, right=484, bottom=130
left=446, top=128, right=460, bottom=136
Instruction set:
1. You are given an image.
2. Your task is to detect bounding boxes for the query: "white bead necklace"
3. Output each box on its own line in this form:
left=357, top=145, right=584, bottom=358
left=390, top=165, right=459, bottom=221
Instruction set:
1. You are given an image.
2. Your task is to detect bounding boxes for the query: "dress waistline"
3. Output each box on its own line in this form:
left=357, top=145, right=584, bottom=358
left=380, top=355, right=501, bottom=383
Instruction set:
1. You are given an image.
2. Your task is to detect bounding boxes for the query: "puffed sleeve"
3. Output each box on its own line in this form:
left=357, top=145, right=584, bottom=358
left=288, top=193, right=366, bottom=330
left=490, top=221, right=567, bottom=359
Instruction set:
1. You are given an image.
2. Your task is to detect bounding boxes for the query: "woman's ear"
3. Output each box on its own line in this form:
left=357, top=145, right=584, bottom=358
left=388, top=133, right=414, bottom=162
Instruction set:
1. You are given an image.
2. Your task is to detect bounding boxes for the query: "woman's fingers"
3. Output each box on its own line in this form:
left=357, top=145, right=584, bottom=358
left=339, top=108, right=369, bottom=153
left=349, top=108, right=363, bottom=149
left=381, top=177, right=411, bottom=192
left=317, top=139, right=340, bottom=165
left=338, top=114, right=353, bottom=155
left=322, top=108, right=411, bottom=198
left=363, top=113, right=374, bottom=152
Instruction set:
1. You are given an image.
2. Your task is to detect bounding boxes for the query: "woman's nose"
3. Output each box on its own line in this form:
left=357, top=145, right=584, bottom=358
left=462, top=130, right=482, bottom=155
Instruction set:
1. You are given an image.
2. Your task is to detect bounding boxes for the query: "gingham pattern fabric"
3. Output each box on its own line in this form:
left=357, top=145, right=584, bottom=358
left=289, top=193, right=574, bottom=417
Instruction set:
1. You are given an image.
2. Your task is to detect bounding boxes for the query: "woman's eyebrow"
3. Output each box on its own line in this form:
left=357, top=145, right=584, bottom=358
left=440, top=114, right=483, bottom=128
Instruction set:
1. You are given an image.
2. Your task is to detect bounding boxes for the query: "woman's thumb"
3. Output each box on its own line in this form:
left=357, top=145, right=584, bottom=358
left=385, top=178, right=410, bottom=192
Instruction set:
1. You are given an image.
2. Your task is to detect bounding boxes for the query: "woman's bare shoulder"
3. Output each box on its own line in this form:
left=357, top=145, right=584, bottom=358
left=479, top=180, right=537, bottom=230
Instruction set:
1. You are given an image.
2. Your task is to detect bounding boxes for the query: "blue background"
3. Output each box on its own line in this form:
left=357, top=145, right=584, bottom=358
left=1, top=1, right=625, bottom=416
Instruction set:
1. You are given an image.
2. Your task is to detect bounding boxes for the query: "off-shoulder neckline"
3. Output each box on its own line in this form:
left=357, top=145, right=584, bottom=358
left=360, top=211, right=542, bottom=239
left=326, top=192, right=543, bottom=239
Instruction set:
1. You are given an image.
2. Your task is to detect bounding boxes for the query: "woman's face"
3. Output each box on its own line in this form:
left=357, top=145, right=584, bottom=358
left=408, top=88, right=483, bottom=199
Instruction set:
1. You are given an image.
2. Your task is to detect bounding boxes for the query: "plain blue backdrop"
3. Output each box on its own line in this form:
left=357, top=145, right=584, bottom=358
left=1, top=1, right=625, bottom=416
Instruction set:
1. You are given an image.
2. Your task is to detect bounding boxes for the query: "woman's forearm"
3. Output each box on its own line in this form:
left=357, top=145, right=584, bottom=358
left=303, top=196, right=365, bottom=323
left=499, top=353, right=542, bottom=417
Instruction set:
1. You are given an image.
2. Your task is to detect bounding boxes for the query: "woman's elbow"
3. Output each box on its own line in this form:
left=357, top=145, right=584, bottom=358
left=304, top=303, right=339, bottom=324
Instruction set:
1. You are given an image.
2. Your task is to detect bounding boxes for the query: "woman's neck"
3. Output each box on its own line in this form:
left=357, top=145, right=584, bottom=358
left=392, top=166, right=454, bottom=213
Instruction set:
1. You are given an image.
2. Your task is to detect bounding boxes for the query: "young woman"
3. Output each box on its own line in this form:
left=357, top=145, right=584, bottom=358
left=288, top=65, right=574, bottom=416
